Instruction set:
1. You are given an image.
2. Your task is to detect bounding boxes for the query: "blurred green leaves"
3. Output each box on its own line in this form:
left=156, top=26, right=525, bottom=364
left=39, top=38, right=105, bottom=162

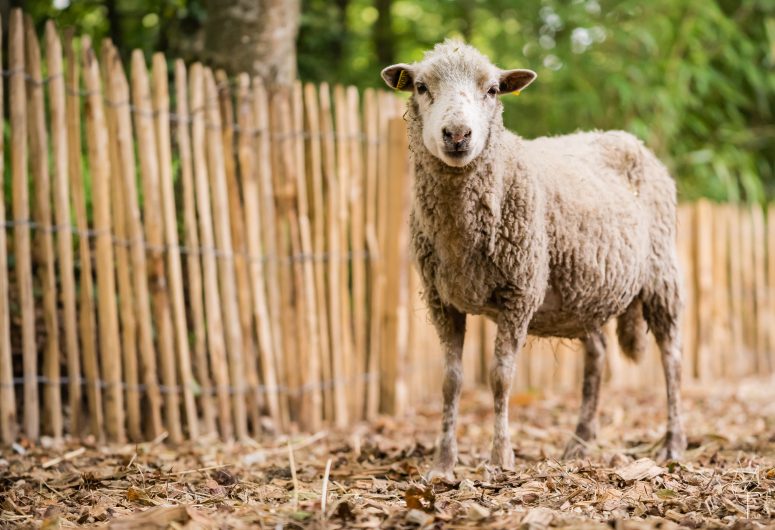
left=16, top=0, right=775, bottom=202
left=300, top=0, right=774, bottom=202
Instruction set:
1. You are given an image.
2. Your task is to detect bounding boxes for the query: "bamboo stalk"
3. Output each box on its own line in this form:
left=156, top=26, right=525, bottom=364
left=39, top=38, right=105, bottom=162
left=380, top=118, right=410, bottom=414
left=105, top=46, right=164, bottom=439
left=319, top=83, right=348, bottom=427
left=215, top=70, right=262, bottom=434
left=64, top=30, right=103, bottom=440
left=727, top=205, right=744, bottom=377
left=237, top=73, right=281, bottom=428
left=189, top=63, right=233, bottom=439
left=175, top=60, right=216, bottom=436
left=333, top=85, right=354, bottom=418
left=131, top=50, right=181, bottom=443
left=272, top=90, right=309, bottom=425
left=25, top=15, right=63, bottom=439
left=362, top=88, right=380, bottom=419
left=0, top=14, right=16, bottom=444
left=303, top=82, right=334, bottom=422
left=101, top=41, right=141, bottom=441
left=82, top=37, right=125, bottom=442
left=347, top=86, right=367, bottom=420
left=204, top=68, right=248, bottom=440
left=152, top=53, right=199, bottom=439
left=9, top=9, right=38, bottom=440
left=269, top=91, right=301, bottom=422
left=750, top=204, right=770, bottom=373
left=768, top=205, right=775, bottom=372
left=694, top=199, right=713, bottom=381
left=292, top=81, right=322, bottom=430
left=253, top=79, right=290, bottom=429
left=46, top=20, right=81, bottom=438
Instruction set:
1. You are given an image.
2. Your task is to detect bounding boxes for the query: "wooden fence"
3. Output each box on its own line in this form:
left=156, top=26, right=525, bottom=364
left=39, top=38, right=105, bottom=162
left=0, top=11, right=772, bottom=444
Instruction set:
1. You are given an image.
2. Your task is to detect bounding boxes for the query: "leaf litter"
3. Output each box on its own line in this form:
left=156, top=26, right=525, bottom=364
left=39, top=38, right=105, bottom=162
left=1, top=377, right=773, bottom=528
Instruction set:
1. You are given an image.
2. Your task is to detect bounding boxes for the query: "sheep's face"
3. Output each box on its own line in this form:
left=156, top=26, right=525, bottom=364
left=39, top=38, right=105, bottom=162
left=381, top=41, right=536, bottom=168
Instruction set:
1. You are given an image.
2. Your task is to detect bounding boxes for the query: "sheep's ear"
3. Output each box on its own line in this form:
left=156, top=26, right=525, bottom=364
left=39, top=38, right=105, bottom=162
left=498, top=69, right=537, bottom=95
left=381, top=63, right=415, bottom=92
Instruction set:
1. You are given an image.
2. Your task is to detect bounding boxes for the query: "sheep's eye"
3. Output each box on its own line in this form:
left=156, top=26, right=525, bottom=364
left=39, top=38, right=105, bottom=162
left=487, top=85, right=498, bottom=97
left=415, top=83, right=428, bottom=95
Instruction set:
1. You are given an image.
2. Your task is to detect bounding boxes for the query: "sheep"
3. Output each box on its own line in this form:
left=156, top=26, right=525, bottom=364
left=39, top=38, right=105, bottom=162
left=380, top=40, right=686, bottom=480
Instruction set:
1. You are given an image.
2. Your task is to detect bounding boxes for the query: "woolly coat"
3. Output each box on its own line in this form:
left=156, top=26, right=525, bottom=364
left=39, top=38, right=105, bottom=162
left=407, top=99, right=681, bottom=345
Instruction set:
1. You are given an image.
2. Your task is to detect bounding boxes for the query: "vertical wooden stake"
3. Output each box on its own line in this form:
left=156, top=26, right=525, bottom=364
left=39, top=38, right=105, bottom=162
left=175, top=60, right=216, bottom=436
left=101, top=41, right=141, bottom=441
left=152, top=53, right=199, bottom=439
left=65, top=30, right=103, bottom=440
left=204, top=68, right=248, bottom=440
left=82, top=37, right=125, bottom=442
left=189, top=64, right=233, bottom=439
left=237, top=73, right=282, bottom=428
left=215, top=70, right=262, bottom=434
left=131, top=50, right=181, bottom=443
left=303, top=82, right=334, bottom=422
left=9, top=9, right=38, bottom=441
left=0, top=14, right=17, bottom=443
left=46, top=20, right=81, bottom=438
left=319, top=83, right=348, bottom=427
left=105, top=47, right=164, bottom=439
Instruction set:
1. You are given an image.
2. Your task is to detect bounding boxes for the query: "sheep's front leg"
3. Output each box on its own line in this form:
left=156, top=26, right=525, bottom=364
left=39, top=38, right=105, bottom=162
left=489, top=321, right=526, bottom=469
left=427, top=306, right=466, bottom=481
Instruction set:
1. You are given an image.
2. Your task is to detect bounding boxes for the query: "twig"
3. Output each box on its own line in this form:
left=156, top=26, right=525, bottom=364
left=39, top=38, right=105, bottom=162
left=42, top=447, right=85, bottom=469
left=289, top=441, right=299, bottom=507
left=243, top=430, right=327, bottom=465
left=321, top=457, right=332, bottom=517
left=167, top=464, right=232, bottom=477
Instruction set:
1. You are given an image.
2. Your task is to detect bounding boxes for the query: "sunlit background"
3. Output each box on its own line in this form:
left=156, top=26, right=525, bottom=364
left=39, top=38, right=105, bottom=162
left=10, top=0, right=775, bottom=201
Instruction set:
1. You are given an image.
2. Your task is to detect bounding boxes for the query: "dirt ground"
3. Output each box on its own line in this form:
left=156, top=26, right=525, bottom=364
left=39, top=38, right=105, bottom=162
left=1, top=378, right=774, bottom=529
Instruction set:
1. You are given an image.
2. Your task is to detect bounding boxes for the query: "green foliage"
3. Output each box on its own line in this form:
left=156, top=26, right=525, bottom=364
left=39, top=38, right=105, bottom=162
left=17, top=0, right=775, bottom=201
left=300, top=0, right=774, bottom=202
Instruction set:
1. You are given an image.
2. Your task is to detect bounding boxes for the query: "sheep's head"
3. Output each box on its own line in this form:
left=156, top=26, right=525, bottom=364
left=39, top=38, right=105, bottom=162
left=381, top=40, right=536, bottom=168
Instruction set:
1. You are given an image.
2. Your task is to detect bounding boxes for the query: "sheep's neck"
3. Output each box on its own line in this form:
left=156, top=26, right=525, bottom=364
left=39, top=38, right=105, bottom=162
left=413, top=133, right=505, bottom=253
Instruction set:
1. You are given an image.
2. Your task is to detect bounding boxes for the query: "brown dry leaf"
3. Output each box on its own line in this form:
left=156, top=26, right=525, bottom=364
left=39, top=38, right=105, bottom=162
left=465, top=501, right=490, bottom=520
left=405, top=508, right=434, bottom=527
left=108, top=505, right=189, bottom=529
left=404, top=484, right=435, bottom=512
left=615, top=458, right=666, bottom=482
left=520, top=507, right=554, bottom=529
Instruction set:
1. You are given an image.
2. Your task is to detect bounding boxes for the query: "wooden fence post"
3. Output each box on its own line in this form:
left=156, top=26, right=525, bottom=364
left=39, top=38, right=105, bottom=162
left=82, top=37, right=125, bottom=442
left=0, top=14, right=16, bottom=444
left=379, top=118, right=410, bottom=415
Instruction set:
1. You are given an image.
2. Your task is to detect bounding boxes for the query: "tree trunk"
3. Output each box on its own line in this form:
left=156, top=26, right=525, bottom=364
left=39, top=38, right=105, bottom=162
left=373, top=0, right=394, bottom=67
left=203, top=0, right=300, bottom=87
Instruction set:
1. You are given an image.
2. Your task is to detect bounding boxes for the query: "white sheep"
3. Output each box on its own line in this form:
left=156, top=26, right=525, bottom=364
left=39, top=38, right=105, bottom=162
left=381, top=40, right=686, bottom=480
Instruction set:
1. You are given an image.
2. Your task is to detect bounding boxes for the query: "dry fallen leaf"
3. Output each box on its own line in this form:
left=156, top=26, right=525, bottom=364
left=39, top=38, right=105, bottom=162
left=615, top=458, right=666, bottom=482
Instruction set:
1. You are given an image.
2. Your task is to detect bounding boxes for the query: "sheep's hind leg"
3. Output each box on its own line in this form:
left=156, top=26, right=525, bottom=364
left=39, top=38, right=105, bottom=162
left=426, top=307, right=467, bottom=481
left=489, top=319, right=527, bottom=469
left=655, top=327, right=687, bottom=460
left=562, top=331, right=606, bottom=459
left=644, top=283, right=687, bottom=461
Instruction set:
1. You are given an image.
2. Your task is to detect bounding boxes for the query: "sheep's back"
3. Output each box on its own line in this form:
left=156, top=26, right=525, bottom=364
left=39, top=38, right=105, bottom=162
left=519, top=130, right=671, bottom=336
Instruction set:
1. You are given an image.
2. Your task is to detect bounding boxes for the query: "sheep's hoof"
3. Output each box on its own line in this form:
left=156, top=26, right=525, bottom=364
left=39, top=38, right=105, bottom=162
left=657, top=431, right=687, bottom=462
left=425, top=465, right=455, bottom=483
left=489, top=444, right=515, bottom=470
left=561, top=438, right=589, bottom=460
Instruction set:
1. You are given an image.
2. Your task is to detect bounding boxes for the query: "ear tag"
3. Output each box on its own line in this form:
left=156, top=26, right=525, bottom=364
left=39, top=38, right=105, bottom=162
left=395, top=69, right=409, bottom=90
left=513, top=90, right=521, bottom=96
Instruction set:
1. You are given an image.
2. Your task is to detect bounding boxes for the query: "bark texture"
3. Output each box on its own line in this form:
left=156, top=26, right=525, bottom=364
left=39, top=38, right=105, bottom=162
left=203, top=0, right=300, bottom=87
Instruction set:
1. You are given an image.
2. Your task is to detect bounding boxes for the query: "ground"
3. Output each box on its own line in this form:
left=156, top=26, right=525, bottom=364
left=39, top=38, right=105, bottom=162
left=1, top=378, right=774, bottom=529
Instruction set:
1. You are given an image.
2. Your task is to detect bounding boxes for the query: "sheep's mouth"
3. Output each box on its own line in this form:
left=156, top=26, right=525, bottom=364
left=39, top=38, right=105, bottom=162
left=444, top=149, right=469, bottom=158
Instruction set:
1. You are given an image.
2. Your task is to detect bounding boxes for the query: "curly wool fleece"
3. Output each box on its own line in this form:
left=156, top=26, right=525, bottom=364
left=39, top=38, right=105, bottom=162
left=383, top=40, right=685, bottom=474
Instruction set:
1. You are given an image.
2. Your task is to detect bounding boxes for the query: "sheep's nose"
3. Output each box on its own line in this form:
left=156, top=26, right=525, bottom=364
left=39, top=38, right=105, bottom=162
left=442, top=126, right=472, bottom=149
